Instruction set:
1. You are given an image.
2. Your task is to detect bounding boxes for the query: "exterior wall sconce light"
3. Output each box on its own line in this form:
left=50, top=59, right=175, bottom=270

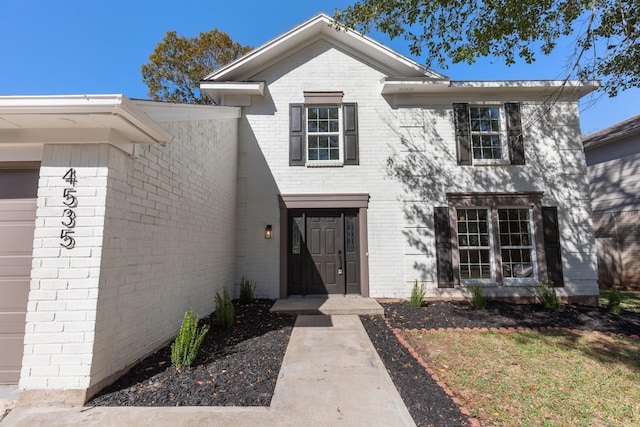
left=265, top=224, right=272, bottom=239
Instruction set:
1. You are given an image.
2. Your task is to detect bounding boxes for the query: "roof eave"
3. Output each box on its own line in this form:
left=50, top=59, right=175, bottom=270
left=381, top=79, right=600, bottom=98
left=0, top=94, right=172, bottom=144
left=199, top=82, right=265, bottom=105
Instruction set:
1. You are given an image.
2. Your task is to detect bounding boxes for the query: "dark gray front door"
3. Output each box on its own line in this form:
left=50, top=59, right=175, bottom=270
left=288, top=210, right=359, bottom=295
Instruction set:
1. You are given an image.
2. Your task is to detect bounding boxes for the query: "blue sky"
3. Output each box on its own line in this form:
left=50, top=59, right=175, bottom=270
left=1, top=0, right=637, bottom=135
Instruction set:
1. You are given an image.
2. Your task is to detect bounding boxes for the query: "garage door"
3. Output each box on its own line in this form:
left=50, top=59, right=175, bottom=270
left=0, top=167, right=38, bottom=384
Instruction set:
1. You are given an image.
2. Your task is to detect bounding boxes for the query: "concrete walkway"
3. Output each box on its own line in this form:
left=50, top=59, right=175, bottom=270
left=271, top=294, right=384, bottom=316
left=1, top=315, right=415, bottom=426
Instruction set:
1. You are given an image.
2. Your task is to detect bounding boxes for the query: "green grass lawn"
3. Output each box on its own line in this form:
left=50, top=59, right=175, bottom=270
left=405, top=329, right=640, bottom=426
left=599, top=288, right=640, bottom=313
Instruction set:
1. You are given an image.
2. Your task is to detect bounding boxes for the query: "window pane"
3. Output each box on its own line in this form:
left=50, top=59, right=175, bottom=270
left=292, top=217, right=302, bottom=255
left=459, top=249, right=491, bottom=279
left=346, top=216, right=356, bottom=253
left=306, top=107, right=340, bottom=162
left=470, top=106, right=503, bottom=160
left=498, top=208, right=535, bottom=278
left=457, top=208, right=492, bottom=280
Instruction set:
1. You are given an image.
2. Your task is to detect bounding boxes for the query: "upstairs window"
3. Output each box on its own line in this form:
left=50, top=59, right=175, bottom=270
left=289, top=92, right=358, bottom=166
left=454, top=102, right=525, bottom=166
left=307, top=106, right=341, bottom=162
left=469, top=106, right=508, bottom=163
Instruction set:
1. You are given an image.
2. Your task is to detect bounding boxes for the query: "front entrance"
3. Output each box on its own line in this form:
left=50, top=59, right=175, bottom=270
left=288, top=209, right=360, bottom=295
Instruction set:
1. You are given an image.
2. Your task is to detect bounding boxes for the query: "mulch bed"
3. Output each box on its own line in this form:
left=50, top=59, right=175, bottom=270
left=88, top=299, right=295, bottom=407
left=381, top=300, right=640, bottom=336
left=88, top=298, right=640, bottom=426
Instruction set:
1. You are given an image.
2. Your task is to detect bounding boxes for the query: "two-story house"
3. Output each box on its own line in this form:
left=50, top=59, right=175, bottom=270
left=0, top=13, right=598, bottom=404
left=200, top=13, right=598, bottom=302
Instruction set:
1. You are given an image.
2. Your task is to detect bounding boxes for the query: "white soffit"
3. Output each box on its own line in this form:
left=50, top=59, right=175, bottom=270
left=381, top=78, right=600, bottom=99
left=199, top=82, right=265, bottom=106
left=202, top=13, right=445, bottom=83
left=0, top=95, right=172, bottom=149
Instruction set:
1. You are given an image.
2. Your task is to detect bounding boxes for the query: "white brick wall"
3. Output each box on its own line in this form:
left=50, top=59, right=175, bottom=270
left=234, top=39, right=598, bottom=299
left=21, top=104, right=239, bottom=399
left=22, top=144, right=108, bottom=392
left=90, top=114, right=238, bottom=387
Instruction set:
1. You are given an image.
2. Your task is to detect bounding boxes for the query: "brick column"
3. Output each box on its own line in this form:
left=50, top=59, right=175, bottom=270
left=19, top=144, right=109, bottom=405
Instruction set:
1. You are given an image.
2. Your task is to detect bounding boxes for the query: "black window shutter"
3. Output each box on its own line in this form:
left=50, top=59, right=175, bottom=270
left=434, top=207, right=454, bottom=288
left=289, top=104, right=305, bottom=166
left=343, top=103, right=359, bottom=165
left=505, top=102, right=525, bottom=165
left=542, top=206, right=564, bottom=287
left=453, top=103, right=472, bottom=165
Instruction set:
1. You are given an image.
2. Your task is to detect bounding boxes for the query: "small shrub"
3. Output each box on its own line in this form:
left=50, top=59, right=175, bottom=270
left=215, top=288, right=235, bottom=329
left=239, top=276, right=256, bottom=304
left=171, top=308, right=209, bottom=370
left=606, top=289, right=623, bottom=314
left=538, top=282, right=560, bottom=311
left=470, top=285, right=487, bottom=310
left=409, top=280, right=426, bottom=308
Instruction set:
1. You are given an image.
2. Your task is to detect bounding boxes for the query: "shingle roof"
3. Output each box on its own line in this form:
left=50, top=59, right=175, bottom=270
left=583, top=114, right=640, bottom=149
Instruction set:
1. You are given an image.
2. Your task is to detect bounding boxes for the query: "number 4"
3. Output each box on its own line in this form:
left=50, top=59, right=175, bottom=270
left=63, top=168, right=77, bottom=185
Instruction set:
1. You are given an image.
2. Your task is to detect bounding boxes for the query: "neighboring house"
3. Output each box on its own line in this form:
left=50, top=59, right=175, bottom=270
left=583, top=114, right=640, bottom=289
left=0, top=14, right=598, bottom=404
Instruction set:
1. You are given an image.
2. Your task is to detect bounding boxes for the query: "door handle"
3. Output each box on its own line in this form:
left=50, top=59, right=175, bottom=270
left=338, top=250, right=343, bottom=275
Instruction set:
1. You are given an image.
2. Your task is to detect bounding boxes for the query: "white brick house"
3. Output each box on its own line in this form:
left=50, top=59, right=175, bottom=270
left=0, top=14, right=598, bottom=404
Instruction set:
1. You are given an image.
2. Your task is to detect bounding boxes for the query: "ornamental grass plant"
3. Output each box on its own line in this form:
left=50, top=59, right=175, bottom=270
left=409, top=280, right=426, bottom=308
left=239, top=276, right=256, bottom=304
left=170, top=308, right=209, bottom=370
left=215, top=288, right=235, bottom=329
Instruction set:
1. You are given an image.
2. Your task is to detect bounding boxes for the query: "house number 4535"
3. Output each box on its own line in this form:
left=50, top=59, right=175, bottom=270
left=60, top=168, right=77, bottom=249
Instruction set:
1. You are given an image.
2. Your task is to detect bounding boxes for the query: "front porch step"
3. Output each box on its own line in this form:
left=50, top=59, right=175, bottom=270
left=270, top=295, right=384, bottom=316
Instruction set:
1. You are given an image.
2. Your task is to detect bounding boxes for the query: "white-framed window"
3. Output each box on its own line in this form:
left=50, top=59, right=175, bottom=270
left=469, top=106, right=509, bottom=164
left=498, top=208, right=536, bottom=283
left=456, top=205, right=537, bottom=285
left=290, top=98, right=358, bottom=167
left=457, top=208, right=494, bottom=282
left=306, top=106, right=342, bottom=164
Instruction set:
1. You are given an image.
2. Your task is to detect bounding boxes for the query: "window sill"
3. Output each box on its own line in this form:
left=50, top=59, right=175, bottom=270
left=502, top=278, right=538, bottom=286
left=472, top=159, right=511, bottom=166
left=305, top=161, right=344, bottom=168
left=460, top=279, right=538, bottom=287
left=461, top=279, right=499, bottom=287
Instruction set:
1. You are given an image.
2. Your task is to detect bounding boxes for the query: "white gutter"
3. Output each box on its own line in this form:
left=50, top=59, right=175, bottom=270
left=0, top=94, right=173, bottom=144
left=381, top=78, right=600, bottom=98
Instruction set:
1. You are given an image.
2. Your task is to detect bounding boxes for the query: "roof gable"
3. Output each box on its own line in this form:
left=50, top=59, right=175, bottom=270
left=203, top=13, right=445, bottom=82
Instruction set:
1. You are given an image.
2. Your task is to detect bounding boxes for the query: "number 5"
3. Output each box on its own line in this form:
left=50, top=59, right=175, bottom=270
left=63, top=188, right=77, bottom=208
left=60, top=229, right=76, bottom=249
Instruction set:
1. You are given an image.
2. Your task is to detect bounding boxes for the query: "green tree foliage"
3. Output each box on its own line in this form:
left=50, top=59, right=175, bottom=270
left=334, top=1, right=639, bottom=95
left=141, top=29, right=251, bottom=104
